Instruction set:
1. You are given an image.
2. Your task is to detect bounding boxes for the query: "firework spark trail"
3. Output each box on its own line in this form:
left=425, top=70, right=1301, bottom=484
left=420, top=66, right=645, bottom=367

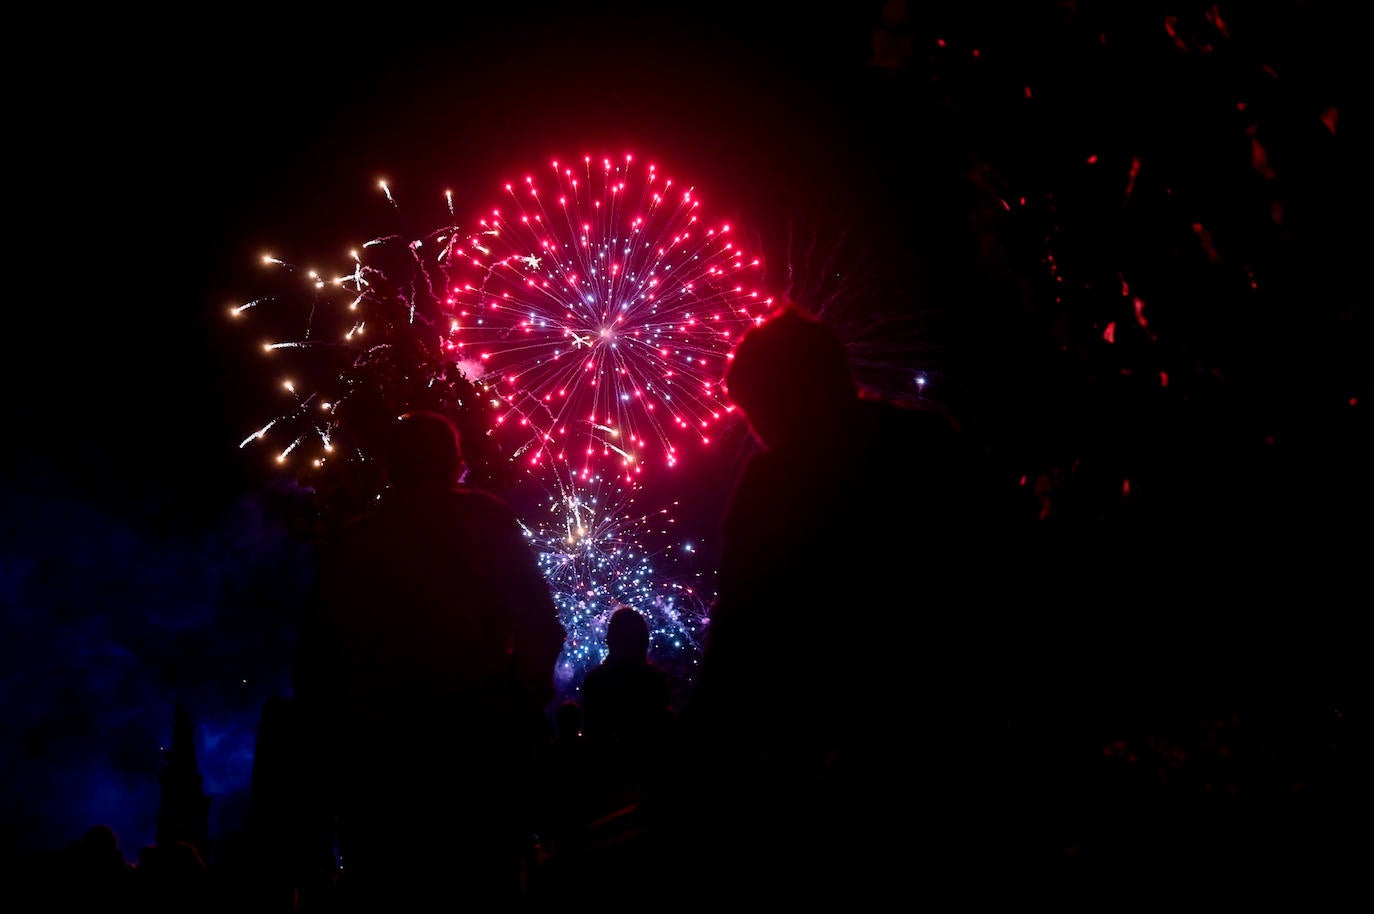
left=229, top=297, right=273, bottom=317
left=236, top=216, right=475, bottom=481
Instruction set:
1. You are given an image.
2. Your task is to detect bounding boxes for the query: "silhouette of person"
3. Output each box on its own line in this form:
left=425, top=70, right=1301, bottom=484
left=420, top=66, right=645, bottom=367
left=581, top=607, right=675, bottom=812
left=134, top=840, right=210, bottom=914
left=48, top=824, right=135, bottom=909
left=527, top=699, right=590, bottom=899
left=293, top=409, right=566, bottom=910
left=675, top=301, right=1019, bottom=902
left=238, top=691, right=337, bottom=912
left=534, top=699, right=591, bottom=844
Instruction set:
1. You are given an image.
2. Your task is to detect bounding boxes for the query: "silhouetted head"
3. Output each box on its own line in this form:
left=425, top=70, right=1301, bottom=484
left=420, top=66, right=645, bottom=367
left=723, top=302, right=856, bottom=450
left=76, top=824, right=124, bottom=868
left=556, top=700, right=582, bottom=740
left=605, top=606, right=650, bottom=662
left=385, top=410, right=464, bottom=490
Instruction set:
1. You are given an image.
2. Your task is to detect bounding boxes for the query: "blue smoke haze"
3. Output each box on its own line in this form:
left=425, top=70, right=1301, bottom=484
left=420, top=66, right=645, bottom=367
left=1, top=462, right=312, bottom=857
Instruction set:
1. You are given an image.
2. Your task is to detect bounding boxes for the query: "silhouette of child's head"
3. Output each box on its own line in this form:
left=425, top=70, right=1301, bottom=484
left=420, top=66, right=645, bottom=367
left=723, top=302, right=856, bottom=449
left=386, top=410, right=464, bottom=489
left=556, top=700, right=582, bottom=739
left=76, top=824, right=124, bottom=868
left=605, top=606, right=650, bottom=662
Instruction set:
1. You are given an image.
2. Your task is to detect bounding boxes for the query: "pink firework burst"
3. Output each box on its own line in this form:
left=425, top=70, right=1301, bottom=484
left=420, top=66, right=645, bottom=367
left=442, top=154, right=770, bottom=482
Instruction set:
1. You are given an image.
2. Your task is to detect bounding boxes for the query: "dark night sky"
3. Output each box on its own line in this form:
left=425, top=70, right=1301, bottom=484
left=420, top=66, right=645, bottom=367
left=5, top=1, right=1367, bottom=859
left=6, top=1, right=923, bottom=856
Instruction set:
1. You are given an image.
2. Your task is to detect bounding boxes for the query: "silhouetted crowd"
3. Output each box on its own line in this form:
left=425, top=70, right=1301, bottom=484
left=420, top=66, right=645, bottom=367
left=34, top=305, right=1358, bottom=909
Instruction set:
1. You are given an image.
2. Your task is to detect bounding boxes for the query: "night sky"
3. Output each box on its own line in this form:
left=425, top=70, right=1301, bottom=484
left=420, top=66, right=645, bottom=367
left=5, top=2, right=1366, bottom=861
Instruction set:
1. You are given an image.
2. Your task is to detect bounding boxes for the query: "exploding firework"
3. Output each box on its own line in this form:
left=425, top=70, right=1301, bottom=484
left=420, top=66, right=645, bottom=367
left=230, top=154, right=749, bottom=689
left=443, top=153, right=770, bottom=483
left=233, top=154, right=768, bottom=495
left=230, top=187, right=530, bottom=517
